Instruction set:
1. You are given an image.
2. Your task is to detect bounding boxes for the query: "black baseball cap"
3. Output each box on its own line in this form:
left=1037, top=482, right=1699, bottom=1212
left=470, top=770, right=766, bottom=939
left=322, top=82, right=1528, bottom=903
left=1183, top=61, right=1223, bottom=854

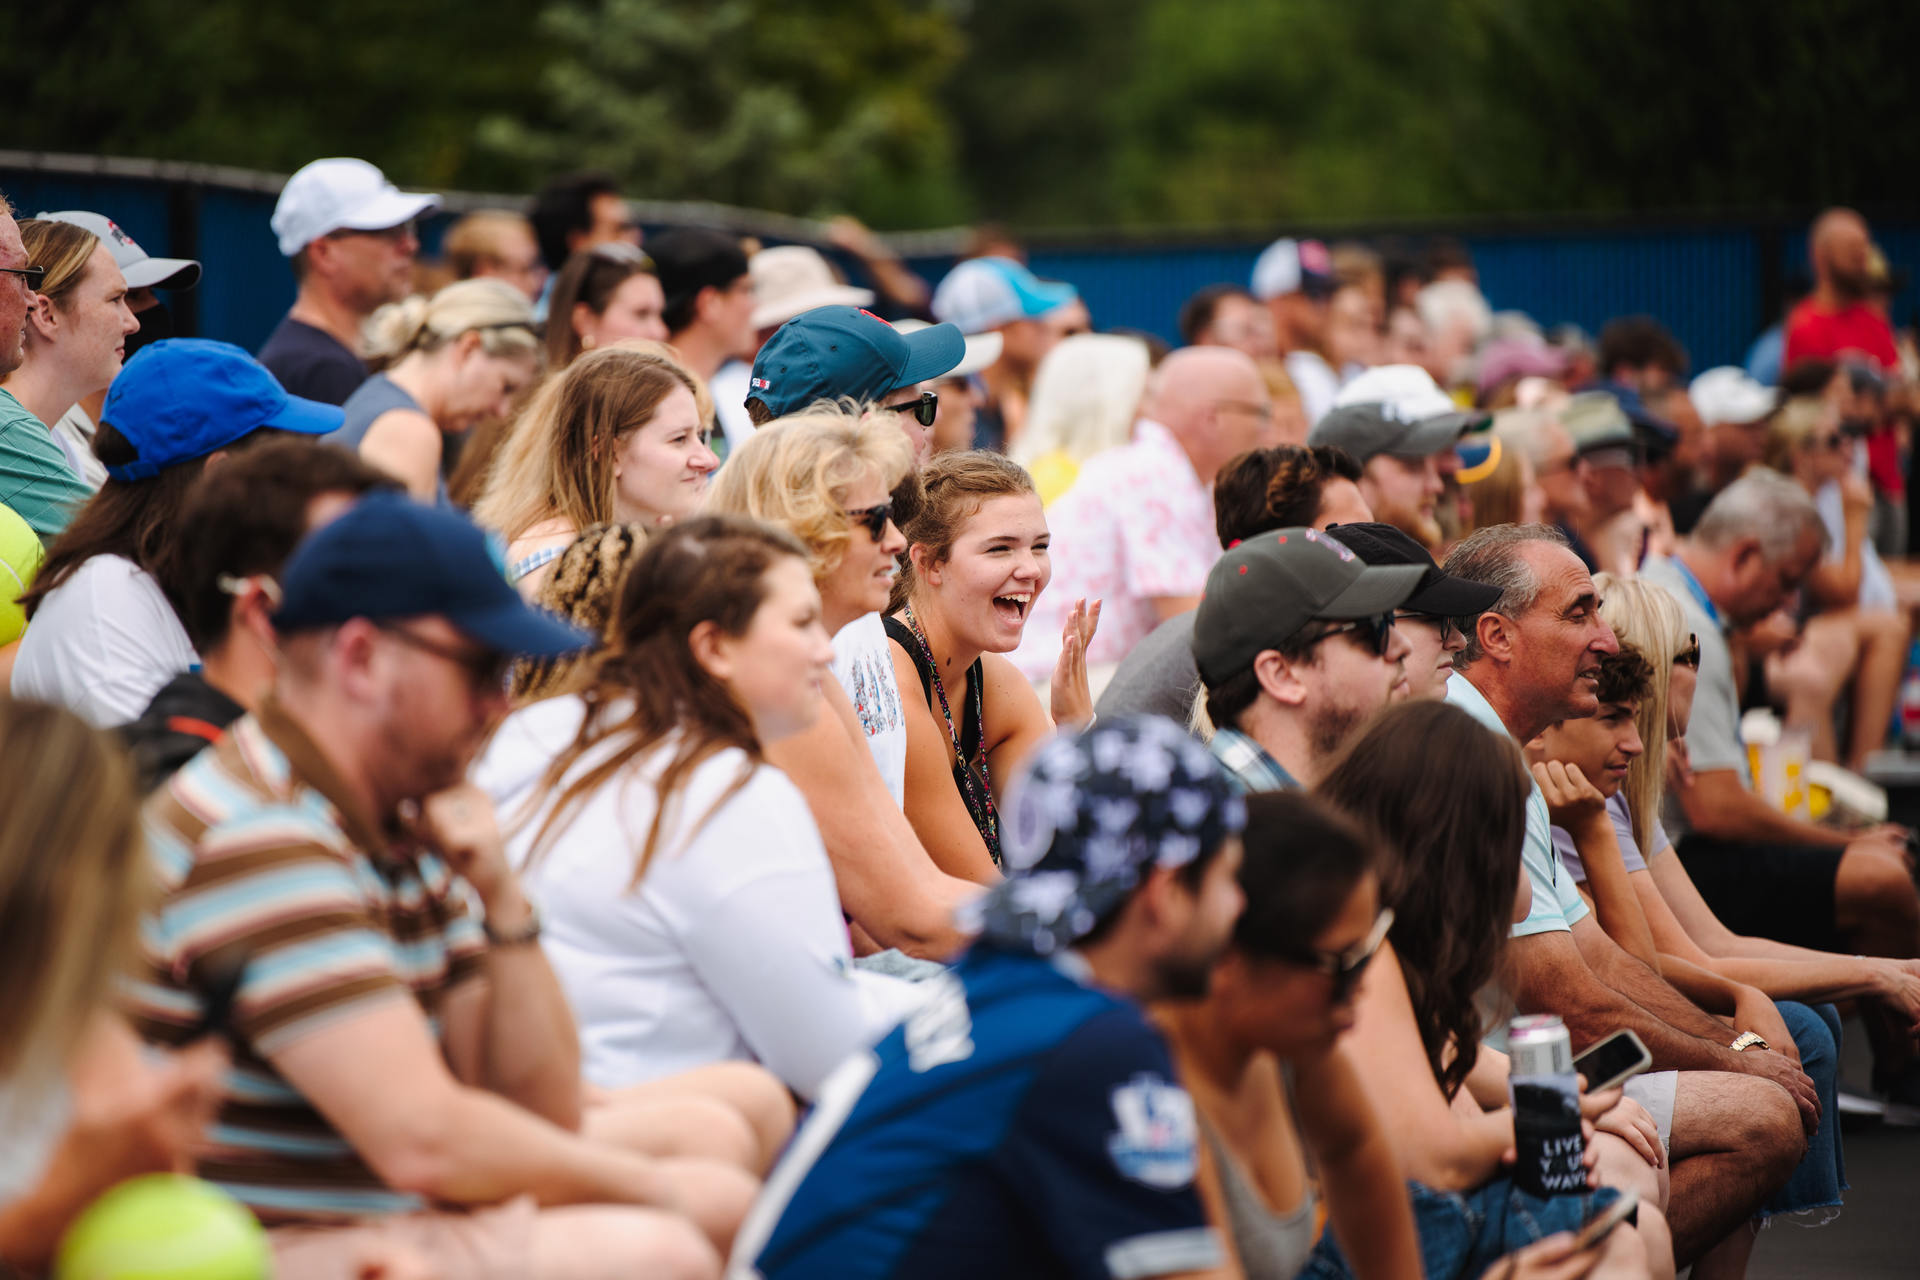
left=648, top=227, right=750, bottom=319
left=1324, top=522, right=1502, bottom=617
left=1190, top=527, right=1425, bottom=686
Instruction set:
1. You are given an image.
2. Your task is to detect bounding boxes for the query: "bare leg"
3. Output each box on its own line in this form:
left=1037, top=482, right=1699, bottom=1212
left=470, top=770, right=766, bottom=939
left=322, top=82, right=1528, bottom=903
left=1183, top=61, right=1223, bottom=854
left=527, top=1205, right=721, bottom=1280
left=1847, top=608, right=1910, bottom=770
left=1661, top=1072, right=1803, bottom=1266
left=1768, top=615, right=1858, bottom=764
left=1835, top=845, right=1920, bottom=959
left=591, top=1062, right=796, bottom=1173
left=1689, top=1217, right=1758, bottom=1280
left=584, top=1091, right=760, bottom=1171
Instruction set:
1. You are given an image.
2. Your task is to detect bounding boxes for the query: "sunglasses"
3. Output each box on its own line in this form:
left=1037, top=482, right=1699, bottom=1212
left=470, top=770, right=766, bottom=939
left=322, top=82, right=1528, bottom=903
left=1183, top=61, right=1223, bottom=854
left=883, top=392, right=939, bottom=427
left=1276, top=907, right=1395, bottom=1003
left=379, top=623, right=511, bottom=694
left=1394, top=610, right=1460, bottom=645
left=1301, top=611, right=1397, bottom=658
left=1675, top=633, right=1700, bottom=669
left=0, top=265, right=45, bottom=290
left=845, top=500, right=895, bottom=541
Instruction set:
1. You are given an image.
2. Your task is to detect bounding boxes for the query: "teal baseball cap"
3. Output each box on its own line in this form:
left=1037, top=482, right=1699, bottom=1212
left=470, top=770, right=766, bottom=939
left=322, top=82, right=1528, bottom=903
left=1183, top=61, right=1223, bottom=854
left=747, top=305, right=966, bottom=419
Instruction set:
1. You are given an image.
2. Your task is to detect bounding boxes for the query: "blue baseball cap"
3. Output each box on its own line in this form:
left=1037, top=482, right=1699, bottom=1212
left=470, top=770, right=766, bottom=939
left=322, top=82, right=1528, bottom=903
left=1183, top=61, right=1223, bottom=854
left=102, top=339, right=343, bottom=482
left=931, top=257, right=1079, bottom=334
left=272, top=493, right=593, bottom=659
left=964, top=716, right=1247, bottom=956
left=747, top=305, right=966, bottom=419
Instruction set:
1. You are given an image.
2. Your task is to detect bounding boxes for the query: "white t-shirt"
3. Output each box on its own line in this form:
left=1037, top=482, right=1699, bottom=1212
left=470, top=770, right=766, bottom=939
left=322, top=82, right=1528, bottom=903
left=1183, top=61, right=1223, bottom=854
left=50, top=402, right=108, bottom=490
left=0, top=1074, right=68, bottom=1202
left=473, top=696, right=922, bottom=1098
left=710, top=360, right=756, bottom=455
left=11, top=554, right=199, bottom=727
left=1286, top=350, right=1341, bottom=426
left=1814, top=479, right=1897, bottom=611
left=831, top=613, right=908, bottom=807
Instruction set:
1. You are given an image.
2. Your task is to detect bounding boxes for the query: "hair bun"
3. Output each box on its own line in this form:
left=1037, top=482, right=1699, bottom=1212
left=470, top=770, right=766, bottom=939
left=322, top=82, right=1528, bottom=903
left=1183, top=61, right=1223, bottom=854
left=363, top=295, right=432, bottom=362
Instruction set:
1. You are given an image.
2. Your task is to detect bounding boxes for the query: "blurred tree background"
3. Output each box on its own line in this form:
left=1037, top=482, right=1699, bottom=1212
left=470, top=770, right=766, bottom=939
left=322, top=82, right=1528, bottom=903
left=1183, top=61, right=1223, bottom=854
left=6, top=0, right=1918, bottom=230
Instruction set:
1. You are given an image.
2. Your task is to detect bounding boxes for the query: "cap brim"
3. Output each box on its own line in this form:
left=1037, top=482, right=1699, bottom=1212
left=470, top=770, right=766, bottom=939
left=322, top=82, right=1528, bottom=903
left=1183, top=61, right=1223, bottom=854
left=121, top=258, right=202, bottom=291
left=451, top=595, right=596, bottom=661
left=263, top=393, right=346, bottom=437
left=1404, top=570, right=1501, bottom=618
left=1019, top=280, right=1080, bottom=318
left=1316, top=562, right=1428, bottom=619
left=894, top=321, right=968, bottom=388
left=950, top=330, right=1004, bottom=378
left=1384, top=410, right=1486, bottom=457
left=752, top=284, right=875, bottom=332
left=337, top=191, right=442, bottom=233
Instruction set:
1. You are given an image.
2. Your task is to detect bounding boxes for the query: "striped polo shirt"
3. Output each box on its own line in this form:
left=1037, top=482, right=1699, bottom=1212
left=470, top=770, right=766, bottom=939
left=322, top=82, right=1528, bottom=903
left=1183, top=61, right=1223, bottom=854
left=124, top=698, right=488, bottom=1224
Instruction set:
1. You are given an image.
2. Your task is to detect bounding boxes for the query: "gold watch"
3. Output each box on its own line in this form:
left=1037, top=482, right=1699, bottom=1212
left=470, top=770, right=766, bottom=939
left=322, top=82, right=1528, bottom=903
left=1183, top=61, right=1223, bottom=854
left=1729, top=1031, right=1769, bottom=1052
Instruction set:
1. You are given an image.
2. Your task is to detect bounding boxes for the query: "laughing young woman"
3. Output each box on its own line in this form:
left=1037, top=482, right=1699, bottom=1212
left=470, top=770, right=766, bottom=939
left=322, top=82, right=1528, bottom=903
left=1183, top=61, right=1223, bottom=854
left=886, top=450, right=1099, bottom=882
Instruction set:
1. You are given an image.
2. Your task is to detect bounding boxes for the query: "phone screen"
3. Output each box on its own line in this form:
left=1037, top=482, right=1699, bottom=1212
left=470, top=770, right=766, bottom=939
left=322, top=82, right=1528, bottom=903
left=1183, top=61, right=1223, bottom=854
left=1572, top=1029, right=1650, bottom=1093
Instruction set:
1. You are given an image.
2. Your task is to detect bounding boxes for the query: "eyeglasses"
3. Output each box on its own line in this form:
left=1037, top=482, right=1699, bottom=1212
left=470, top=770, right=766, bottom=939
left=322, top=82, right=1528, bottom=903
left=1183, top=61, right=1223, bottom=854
left=1274, top=907, right=1396, bottom=1003
left=1675, top=633, right=1700, bottom=669
left=883, top=392, right=939, bottom=427
left=378, top=623, right=511, bottom=693
left=1395, top=610, right=1460, bottom=645
left=1298, top=611, right=1397, bottom=658
left=845, top=500, right=896, bottom=541
left=329, top=222, right=416, bottom=244
left=0, top=265, right=45, bottom=290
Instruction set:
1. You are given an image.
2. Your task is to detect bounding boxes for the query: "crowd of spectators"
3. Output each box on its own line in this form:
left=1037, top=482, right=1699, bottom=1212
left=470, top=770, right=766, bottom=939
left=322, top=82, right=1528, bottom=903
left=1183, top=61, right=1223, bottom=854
left=1, top=155, right=1919, bottom=1280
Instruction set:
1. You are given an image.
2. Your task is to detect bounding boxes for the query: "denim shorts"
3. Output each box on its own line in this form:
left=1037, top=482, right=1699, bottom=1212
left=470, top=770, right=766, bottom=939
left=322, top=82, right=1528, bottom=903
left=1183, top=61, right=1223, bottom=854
left=1302, top=1178, right=1623, bottom=1280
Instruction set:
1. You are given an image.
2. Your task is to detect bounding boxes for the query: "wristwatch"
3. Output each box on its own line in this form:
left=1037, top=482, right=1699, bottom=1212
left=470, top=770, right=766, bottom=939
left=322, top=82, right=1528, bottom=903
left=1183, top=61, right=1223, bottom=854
left=1729, top=1031, right=1769, bottom=1052
left=484, top=904, right=543, bottom=948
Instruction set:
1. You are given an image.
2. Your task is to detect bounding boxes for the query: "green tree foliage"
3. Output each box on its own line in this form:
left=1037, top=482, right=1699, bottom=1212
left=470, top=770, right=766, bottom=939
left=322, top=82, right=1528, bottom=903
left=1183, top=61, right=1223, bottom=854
left=479, top=0, right=967, bottom=227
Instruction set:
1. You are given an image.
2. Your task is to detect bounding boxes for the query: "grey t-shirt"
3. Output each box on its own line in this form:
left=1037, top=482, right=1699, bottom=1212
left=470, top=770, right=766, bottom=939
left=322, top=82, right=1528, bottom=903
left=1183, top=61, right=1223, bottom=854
left=1551, top=792, right=1662, bottom=884
left=1095, top=611, right=1201, bottom=725
left=1639, top=555, right=1746, bottom=839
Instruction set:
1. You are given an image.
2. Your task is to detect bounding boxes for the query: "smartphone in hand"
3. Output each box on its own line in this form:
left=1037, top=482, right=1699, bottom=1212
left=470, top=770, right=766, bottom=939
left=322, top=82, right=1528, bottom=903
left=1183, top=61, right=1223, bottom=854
left=1573, top=1029, right=1651, bottom=1094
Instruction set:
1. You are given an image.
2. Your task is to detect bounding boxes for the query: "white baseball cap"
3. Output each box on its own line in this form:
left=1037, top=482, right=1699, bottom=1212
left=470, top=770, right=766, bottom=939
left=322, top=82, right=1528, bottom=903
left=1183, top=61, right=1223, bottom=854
left=749, top=245, right=874, bottom=331
left=895, top=318, right=1003, bottom=378
left=931, top=256, right=1077, bottom=335
left=36, top=210, right=201, bottom=290
left=270, top=158, right=441, bottom=258
left=1689, top=366, right=1777, bottom=428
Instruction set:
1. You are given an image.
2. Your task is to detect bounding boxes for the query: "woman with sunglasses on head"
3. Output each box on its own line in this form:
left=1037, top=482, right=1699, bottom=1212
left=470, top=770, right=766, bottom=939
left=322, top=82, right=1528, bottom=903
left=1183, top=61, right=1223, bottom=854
left=0, top=219, right=138, bottom=538
left=332, top=278, right=539, bottom=506
left=706, top=404, right=982, bottom=958
left=1311, top=701, right=1672, bottom=1280
left=474, top=515, right=924, bottom=1101
left=1159, top=790, right=1422, bottom=1280
left=547, top=242, right=670, bottom=371
left=1761, top=395, right=1909, bottom=770
left=886, top=450, right=1100, bottom=883
left=476, top=342, right=718, bottom=599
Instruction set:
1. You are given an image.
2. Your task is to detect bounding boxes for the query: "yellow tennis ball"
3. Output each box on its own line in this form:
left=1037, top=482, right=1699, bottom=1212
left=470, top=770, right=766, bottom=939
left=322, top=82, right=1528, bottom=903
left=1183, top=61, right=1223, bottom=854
left=0, top=503, right=43, bottom=645
left=55, top=1174, right=270, bottom=1280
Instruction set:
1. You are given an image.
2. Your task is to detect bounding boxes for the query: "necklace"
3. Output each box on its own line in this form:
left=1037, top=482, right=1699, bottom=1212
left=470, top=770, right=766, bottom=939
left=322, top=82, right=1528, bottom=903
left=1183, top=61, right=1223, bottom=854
left=903, top=604, right=1001, bottom=864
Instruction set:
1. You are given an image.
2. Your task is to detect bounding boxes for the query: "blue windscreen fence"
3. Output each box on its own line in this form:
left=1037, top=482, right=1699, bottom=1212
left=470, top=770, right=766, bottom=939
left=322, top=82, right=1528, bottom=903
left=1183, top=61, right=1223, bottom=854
left=3, top=156, right=1911, bottom=375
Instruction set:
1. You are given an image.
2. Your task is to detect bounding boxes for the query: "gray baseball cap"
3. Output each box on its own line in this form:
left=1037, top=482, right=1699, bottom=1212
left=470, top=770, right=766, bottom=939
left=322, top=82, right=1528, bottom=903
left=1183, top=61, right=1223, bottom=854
left=39, top=210, right=201, bottom=291
left=1309, top=363, right=1488, bottom=462
left=1191, top=527, right=1425, bottom=686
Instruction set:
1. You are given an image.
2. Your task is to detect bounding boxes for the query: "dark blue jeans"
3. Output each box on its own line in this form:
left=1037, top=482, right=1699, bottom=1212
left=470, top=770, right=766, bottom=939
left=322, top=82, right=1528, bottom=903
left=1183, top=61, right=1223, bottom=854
left=1302, top=1179, right=1621, bottom=1279
left=1763, top=1000, right=1846, bottom=1217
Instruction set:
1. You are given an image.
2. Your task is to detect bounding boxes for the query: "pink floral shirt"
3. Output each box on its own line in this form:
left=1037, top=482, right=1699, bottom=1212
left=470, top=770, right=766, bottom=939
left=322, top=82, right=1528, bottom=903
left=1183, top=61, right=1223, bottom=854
left=1015, top=420, right=1218, bottom=680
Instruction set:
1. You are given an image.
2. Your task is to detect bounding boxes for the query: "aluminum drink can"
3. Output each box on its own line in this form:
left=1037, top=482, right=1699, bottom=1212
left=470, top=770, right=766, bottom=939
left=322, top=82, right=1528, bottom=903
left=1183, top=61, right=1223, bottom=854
left=1508, top=1014, right=1585, bottom=1196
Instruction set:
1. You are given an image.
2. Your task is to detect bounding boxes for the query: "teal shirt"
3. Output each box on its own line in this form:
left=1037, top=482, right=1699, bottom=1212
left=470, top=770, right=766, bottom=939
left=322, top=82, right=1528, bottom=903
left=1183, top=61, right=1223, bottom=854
left=0, top=388, right=91, bottom=539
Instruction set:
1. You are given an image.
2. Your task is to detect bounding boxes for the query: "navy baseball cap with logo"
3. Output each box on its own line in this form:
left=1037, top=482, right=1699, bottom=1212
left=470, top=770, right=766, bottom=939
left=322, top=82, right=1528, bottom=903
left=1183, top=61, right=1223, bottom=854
left=273, top=492, right=592, bottom=659
left=1191, top=527, right=1425, bottom=687
left=748, top=305, right=966, bottom=419
left=102, top=339, right=342, bottom=482
left=965, top=716, right=1247, bottom=956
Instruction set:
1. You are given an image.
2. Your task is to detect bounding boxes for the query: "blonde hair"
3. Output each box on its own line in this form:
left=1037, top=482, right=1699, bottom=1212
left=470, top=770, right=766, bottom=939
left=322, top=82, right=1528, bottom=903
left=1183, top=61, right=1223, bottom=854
left=1762, top=395, right=1832, bottom=473
left=17, top=219, right=102, bottom=310
left=1010, top=334, right=1150, bottom=471
left=363, top=277, right=539, bottom=371
left=475, top=341, right=703, bottom=543
left=705, top=401, right=913, bottom=587
left=444, top=210, right=536, bottom=279
left=0, top=697, right=150, bottom=1088
left=1593, top=573, right=1691, bottom=855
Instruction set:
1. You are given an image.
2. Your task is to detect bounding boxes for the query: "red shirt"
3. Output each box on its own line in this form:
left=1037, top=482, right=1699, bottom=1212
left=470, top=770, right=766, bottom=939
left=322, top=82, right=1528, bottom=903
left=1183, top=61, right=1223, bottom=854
left=1785, top=298, right=1903, bottom=494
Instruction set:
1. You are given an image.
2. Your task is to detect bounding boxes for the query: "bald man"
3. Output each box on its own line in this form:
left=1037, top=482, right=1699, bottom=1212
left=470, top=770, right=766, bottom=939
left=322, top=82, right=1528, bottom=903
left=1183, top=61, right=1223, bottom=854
left=1786, top=208, right=1897, bottom=375
left=1013, top=346, right=1275, bottom=680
